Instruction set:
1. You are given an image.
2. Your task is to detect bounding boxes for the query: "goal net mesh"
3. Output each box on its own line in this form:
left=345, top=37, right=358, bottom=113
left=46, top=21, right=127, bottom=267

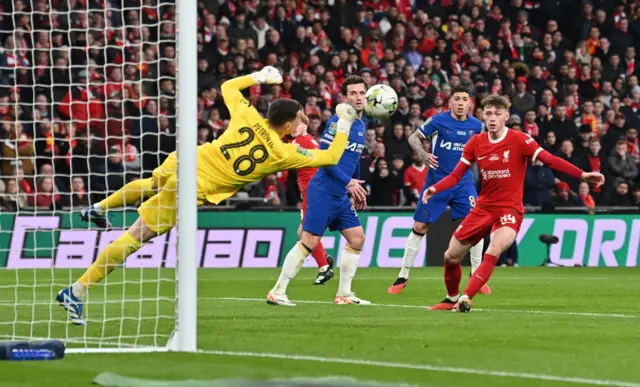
left=0, top=0, right=178, bottom=350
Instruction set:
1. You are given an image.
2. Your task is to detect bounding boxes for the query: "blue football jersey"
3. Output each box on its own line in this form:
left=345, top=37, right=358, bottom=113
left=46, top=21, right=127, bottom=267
left=417, top=111, right=482, bottom=185
left=310, top=114, right=366, bottom=196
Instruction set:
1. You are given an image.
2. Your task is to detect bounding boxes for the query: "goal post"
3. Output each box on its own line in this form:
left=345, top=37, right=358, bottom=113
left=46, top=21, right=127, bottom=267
left=171, top=0, right=198, bottom=353
left=0, top=0, right=197, bottom=353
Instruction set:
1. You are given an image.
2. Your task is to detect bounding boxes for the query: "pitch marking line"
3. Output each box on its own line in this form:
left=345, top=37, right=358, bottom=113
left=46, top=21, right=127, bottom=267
left=202, top=297, right=639, bottom=319
left=199, top=350, right=640, bottom=387
left=66, top=348, right=640, bottom=387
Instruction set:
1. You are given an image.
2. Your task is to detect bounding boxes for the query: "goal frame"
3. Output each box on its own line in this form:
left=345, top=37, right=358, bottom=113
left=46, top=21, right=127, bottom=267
left=65, top=0, right=198, bottom=354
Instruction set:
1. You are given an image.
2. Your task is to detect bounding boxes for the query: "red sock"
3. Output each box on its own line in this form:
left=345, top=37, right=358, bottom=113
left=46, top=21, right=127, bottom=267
left=311, top=240, right=328, bottom=268
left=444, top=262, right=462, bottom=297
left=464, top=254, right=498, bottom=299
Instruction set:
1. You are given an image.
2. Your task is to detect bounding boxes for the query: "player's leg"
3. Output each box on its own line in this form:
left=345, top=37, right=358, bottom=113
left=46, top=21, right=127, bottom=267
left=449, top=185, right=490, bottom=294
left=429, top=207, right=492, bottom=310
left=455, top=219, right=520, bottom=313
left=389, top=188, right=449, bottom=294
left=332, top=199, right=370, bottom=304
left=81, top=152, right=176, bottom=228
left=268, top=231, right=322, bottom=306
left=300, top=194, right=333, bottom=284
left=268, top=190, right=330, bottom=305
left=58, top=175, right=180, bottom=324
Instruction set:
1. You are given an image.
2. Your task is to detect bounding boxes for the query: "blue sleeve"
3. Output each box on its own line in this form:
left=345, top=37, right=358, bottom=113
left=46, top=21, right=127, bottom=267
left=319, top=117, right=351, bottom=186
left=417, top=115, right=439, bottom=138
left=353, top=157, right=361, bottom=179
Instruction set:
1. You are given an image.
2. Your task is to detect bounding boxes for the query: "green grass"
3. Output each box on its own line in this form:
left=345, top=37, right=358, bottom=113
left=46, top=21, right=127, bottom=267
left=1, top=267, right=640, bottom=387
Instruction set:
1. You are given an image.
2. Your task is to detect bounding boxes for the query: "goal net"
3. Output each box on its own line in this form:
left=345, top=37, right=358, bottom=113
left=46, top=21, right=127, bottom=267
left=0, top=0, right=196, bottom=352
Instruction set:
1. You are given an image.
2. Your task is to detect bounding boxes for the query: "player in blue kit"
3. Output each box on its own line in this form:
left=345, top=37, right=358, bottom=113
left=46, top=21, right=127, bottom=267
left=388, top=86, right=492, bottom=302
left=267, top=76, right=370, bottom=306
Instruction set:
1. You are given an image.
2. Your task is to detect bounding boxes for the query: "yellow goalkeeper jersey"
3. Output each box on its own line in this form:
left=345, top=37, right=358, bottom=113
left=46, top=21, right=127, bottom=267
left=198, top=75, right=347, bottom=204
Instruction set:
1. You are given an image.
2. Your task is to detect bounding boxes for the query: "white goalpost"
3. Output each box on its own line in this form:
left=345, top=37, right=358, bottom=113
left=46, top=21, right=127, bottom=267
left=0, top=0, right=197, bottom=353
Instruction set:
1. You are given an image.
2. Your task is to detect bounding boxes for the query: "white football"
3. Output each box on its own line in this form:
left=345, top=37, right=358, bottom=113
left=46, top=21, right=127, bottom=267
left=364, top=84, right=399, bottom=119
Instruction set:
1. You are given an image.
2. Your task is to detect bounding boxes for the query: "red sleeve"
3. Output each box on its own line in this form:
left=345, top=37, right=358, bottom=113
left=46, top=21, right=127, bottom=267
left=517, top=131, right=544, bottom=159
left=536, top=150, right=585, bottom=179
left=431, top=161, right=471, bottom=193
left=460, top=134, right=477, bottom=165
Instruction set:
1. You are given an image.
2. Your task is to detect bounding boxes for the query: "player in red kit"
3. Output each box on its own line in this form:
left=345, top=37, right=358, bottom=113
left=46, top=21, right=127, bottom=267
left=292, top=121, right=335, bottom=285
left=424, top=95, right=604, bottom=312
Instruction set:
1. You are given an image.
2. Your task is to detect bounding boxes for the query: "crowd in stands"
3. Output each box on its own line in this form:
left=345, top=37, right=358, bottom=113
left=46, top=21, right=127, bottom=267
left=1, top=0, right=639, bottom=212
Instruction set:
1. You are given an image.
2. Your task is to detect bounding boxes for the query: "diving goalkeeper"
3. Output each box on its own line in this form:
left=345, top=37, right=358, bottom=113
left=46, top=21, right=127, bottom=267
left=56, top=66, right=359, bottom=325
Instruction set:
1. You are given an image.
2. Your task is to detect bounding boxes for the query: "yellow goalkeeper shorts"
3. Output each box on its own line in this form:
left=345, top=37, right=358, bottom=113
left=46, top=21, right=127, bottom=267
left=139, top=151, right=207, bottom=235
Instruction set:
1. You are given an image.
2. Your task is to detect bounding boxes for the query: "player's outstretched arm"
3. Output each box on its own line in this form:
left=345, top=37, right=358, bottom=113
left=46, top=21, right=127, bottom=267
left=281, top=104, right=356, bottom=169
left=220, top=66, right=282, bottom=117
left=536, top=150, right=605, bottom=187
left=423, top=160, right=470, bottom=203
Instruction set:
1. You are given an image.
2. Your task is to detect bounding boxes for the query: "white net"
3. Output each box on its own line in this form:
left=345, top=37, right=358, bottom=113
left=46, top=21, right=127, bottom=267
left=0, top=0, right=178, bottom=350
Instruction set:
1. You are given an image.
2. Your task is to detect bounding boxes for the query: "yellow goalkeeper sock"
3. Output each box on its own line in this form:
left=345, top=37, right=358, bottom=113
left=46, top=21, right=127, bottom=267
left=77, top=231, right=142, bottom=290
left=97, top=178, right=155, bottom=213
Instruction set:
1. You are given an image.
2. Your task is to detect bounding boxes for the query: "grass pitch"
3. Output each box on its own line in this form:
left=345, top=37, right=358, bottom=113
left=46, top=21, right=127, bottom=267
left=1, top=267, right=639, bottom=387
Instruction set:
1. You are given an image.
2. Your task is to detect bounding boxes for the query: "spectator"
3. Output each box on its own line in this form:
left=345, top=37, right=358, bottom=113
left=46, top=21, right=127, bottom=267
left=249, top=174, right=287, bottom=207
left=390, top=154, right=405, bottom=205
left=601, top=113, right=628, bottom=155
left=549, top=182, right=583, bottom=207
left=368, top=159, right=395, bottom=206
left=386, top=124, right=411, bottom=162
left=30, top=176, right=61, bottom=209
left=555, top=139, right=590, bottom=192
left=524, top=159, right=556, bottom=206
left=586, top=138, right=610, bottom=203
left=403, top=151, right=428, bottom=207
left=632, top=183, right=640, bottom=207
left=625, top=127, right=639, bottom=164
left=578, top=182, right=596, bottom=213
left=60, top=176, right=89, bottom=209
left=608, top=140, right=639, bottom=183
left=512, top=77, right=536, bottom=113
left=549, top=104, right=578, bottom=144
left=92, top=146, right=126, bottom=200
left=542, top=130, right=560, bottom=155
left=1, top=179, right=26, bottom=211
left=604, top=178, right=633, bottom=206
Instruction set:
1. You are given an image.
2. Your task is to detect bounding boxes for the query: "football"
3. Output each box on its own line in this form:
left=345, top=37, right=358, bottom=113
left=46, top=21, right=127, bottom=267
left=364, top=84, right=399, bottom=119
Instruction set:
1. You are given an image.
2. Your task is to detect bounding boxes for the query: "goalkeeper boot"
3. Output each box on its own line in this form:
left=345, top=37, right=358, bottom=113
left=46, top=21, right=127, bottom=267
left=452, top=295, right=472, bottom=313
left=80, top=205, right=112, bottom=230
left=56, top=287, right=85, bottom=325
left=334, top=293, right=371, bottom=305
left=267, top=291, right=296, bottom=307
left=388, top=277, right=408, bottom=294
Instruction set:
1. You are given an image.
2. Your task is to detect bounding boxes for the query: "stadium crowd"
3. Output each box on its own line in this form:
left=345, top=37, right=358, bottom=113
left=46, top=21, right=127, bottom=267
left=0, top=0, right=639, bottom=212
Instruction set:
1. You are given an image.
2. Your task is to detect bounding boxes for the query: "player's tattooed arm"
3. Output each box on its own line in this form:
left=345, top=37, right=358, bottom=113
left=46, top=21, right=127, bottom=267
left=408, top=131, right=438, bottom=168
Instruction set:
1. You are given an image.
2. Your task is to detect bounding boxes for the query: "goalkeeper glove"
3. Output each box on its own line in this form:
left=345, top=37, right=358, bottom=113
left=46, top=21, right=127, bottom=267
left=335, top=103, right=358, bottom=135
left=250, top=66, right=283, bottom=85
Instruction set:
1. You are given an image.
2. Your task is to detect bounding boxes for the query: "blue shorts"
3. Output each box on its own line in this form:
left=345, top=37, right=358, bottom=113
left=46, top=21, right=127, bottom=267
left=414, top=182, right=478, bottom=224
left=302, top=186, right=361, bottom=236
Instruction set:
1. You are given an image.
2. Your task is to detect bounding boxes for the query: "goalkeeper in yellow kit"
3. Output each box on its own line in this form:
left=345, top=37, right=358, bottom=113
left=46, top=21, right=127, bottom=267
left=56, top=66, right=359, bottom=325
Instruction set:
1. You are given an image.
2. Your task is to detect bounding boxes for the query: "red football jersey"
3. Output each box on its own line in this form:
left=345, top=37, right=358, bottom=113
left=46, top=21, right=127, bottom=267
left=461, top=129, right=542, bottom=213
left=292, top=134, right=320, bottom=191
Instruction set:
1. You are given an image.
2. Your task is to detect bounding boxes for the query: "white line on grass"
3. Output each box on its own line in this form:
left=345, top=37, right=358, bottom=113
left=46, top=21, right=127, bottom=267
left=65, top=348, right=640, bottom=387
left=198, top=276, right=636, bottom=282
left=201, top=297, right=639, bottom=319
left=197, top=349, right=640, bottom=387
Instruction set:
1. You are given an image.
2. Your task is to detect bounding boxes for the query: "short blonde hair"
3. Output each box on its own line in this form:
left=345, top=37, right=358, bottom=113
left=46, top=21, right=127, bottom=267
left=481, top=94, right=511, bottom=110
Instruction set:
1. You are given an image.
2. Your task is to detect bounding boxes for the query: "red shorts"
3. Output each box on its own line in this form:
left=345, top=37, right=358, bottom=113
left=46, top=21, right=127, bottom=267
left=453, top=205, right=524, bottom=246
